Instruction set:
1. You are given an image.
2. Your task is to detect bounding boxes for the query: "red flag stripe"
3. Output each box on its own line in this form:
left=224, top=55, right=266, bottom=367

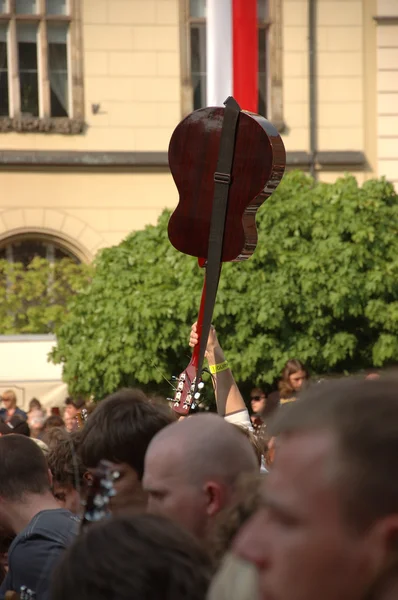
left=232, top=0, right=258, bottom=112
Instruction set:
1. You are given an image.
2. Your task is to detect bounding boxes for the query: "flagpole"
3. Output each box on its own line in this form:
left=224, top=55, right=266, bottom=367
left=206, top=0, right=233, bottom=106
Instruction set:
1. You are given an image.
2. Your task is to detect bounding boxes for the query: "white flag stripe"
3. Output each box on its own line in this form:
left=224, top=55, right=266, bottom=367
left=206, top=0, right=233, bottom=107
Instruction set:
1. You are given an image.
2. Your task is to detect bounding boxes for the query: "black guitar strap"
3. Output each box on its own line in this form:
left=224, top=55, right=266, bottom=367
left=194, top=96, right=241, bottom=397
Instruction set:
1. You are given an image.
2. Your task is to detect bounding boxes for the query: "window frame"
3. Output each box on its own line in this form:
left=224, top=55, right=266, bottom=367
left=0, top=231, right=83, bottom=263
left=179, top=0, right=284, bottom=131
left=0, top=237, right=79, bottom=265
left=0, top=0, right=84, bottom=134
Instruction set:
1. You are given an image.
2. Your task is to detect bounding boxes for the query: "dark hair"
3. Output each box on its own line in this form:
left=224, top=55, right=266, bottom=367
left=51, top=514, right=212, bottom=600
left=250, top=387, right=265, bottom=398
left=29, top=398, right=42, bottom=411
left=43, top=415, right=65, bottom=431
left=65, top=396, right=86, bottom=410
left=270, top=377, right=398, bottom=531
left=0, top=435, right=50, bottom=500
left=278, top=358, right=308, bottom=397
left=47, top=433, right=86, bottom=490
left=0, top=415, right=30, bottom=437
left=41, top=426, right=68, bottom=450
left=79, top=388, right=173, bottom=478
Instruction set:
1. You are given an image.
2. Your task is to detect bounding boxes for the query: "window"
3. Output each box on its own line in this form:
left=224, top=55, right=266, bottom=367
left=0, top=0, right=83, bottom=131
left=187, top=0, right=270, bottom=115
left=48, top=23, right=69, bottom=117
left=18, top=23, right=39, bottom=116
left=0, top=24, right=9, bottom=116
left=0, top=236, right=80, bottom=266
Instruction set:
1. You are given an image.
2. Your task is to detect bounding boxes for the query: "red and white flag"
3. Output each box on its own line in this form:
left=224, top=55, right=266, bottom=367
left=206, top=0, right=258, bottom=112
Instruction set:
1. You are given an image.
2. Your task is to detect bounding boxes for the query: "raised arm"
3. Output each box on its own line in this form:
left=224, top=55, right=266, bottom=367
left=189, top=322, right=247, bottom=418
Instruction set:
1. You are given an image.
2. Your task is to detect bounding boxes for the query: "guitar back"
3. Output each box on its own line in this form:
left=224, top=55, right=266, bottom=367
left=168, top=107, right=286, bottom=263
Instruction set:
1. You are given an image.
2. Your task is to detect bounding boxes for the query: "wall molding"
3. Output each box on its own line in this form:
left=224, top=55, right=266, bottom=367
left=0, top=117, right=85, bottom=135
left=373, top=16, right=398, bottom=24
left=0, top=150, right=367, bottom=169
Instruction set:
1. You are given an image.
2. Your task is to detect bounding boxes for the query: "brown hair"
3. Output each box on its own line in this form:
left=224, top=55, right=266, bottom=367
left=41, top=425, right=68, bottom=450
left=232, top=424, right=264, bottom=467
left=43, top=415, right=65, bottom=431
left=29, top=398, right=42, bottom=411
left=47, top=433, right=86, bottom=490
left=65, top=396, right=86, bottom=410
left=79, top=388, right=173, bottom=478
left=270, top=377, right=398, bottom=531
left=0, top=435, right=50, bottom=500
left=51, top=514, right=212, bottom=600
left=250, top=387, right=265, bottom=399
left=278, top=359, right=308, bottom=397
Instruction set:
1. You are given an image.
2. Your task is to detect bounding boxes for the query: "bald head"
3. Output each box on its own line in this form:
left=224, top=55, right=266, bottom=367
left=148, top=413, right=257, bottom=484
left=143, top=413, right=258, bottom=539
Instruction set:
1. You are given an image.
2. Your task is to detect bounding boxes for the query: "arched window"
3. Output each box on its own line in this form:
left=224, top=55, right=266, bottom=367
left=0, top=234, right=81, bottom=266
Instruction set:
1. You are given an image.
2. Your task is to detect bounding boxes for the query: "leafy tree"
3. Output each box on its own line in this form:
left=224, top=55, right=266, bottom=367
left=51, top=171, right=398, bottom=399
left=0, top=257, right=92, bottom=334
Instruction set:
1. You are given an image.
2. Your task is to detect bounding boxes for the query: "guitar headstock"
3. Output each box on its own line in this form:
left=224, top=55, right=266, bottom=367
left=169, top=363, right=205, bottom=416
left=5, top=586, right=36, bottom=600
left=20, top=587, right=35, bottom=600
left=81, top=459, right=119, bottom=530
left=75, top=408, right=88, bottom=430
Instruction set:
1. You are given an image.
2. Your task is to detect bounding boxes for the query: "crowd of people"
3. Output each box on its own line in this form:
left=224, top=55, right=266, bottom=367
left=0, top=322, right=395, bottom=600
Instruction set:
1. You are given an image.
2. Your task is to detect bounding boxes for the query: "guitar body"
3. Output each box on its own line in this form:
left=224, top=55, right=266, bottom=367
left=168, top=107, right=286, bottom=262
left=168, top=102, right=286, bottom=416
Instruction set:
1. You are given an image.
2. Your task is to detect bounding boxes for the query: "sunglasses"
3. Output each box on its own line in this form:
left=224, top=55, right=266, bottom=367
left=250, top=395, right=264, bottom=401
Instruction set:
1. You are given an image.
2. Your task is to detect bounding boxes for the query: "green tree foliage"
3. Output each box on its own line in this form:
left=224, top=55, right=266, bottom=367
left=51, top=171, right=398, bottom=399
left=0, top=258, right=92, bottom=334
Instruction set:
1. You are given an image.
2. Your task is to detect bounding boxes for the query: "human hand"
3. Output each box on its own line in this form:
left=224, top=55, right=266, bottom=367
left=189, top=322, right=221, bottom=357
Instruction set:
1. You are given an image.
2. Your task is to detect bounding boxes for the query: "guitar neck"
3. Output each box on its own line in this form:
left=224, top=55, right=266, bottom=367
left=191, top=269, right=207, bottom=368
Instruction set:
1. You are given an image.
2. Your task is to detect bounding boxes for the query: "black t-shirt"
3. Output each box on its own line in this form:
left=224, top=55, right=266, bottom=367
left=0, top=508, right=79, bottom=600
left=264, top=391, right=297, bottom=419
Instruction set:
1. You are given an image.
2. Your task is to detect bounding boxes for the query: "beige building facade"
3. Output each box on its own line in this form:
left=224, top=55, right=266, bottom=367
left=0, top=0, right=396, bottom=264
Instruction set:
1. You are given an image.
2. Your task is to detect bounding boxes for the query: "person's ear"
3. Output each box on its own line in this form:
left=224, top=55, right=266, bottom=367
left=365, top=515, right=398, bottom=578
left=204, top=481, right=227, bottom=517
left=83, top=470, right=93, bottom=484
left=47, top=468, right=53, bottom=487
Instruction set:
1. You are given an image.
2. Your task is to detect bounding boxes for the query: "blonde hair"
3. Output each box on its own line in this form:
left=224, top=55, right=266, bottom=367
left=2, top=390, right=17, bottom=405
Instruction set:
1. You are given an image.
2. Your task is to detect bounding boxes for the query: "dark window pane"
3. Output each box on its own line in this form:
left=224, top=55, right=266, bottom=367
left=0, top=239, right=79, bottom=267
left=16, top=0, right=37, bottom=13
left=12, top=241, right=47, bottom=266
left=257, top=0, right=268, bottom=22
left=258, top=28, right=267, bottom=117
left=46, top=0, right=67, bottom=15
left=190, top=0, right=205, bottom=18
left=48, top=24, right=69, bottom=117
left=0, top=1, right=8, bottom=13
left=54, top=246, right=77, bottom=262
left=17, top=24, right=39, bottom=116
left=258, top=26, right=267, bottom=72
left=0, top=26, right=8, bottom=116
left=190, top=23, right=206, bottom=110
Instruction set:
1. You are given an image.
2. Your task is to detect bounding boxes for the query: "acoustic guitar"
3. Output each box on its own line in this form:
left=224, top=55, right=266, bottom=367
left=168, top=100, right=286, bottom=415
